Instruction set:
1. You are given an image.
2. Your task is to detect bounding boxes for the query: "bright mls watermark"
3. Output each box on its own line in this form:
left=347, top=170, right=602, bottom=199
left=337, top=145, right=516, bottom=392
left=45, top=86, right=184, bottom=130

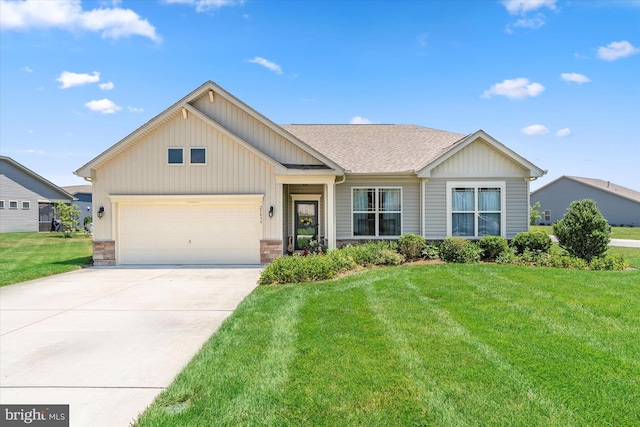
left=1, top=405, right=69, bottom=426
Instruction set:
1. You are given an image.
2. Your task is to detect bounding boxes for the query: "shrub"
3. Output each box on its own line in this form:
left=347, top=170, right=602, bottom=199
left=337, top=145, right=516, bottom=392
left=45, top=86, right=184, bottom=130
left=439, top=237, right=481, bottom=263
left=397, top=233, right=426, bottom=261
left=341, top=241, right=403, bottom=266
left=553, top=199, right=611, bottom=262
left=422, top=243, right=440, bottom=260
left=589, top=254, right=628, bottom=271
left=478, top=236, right=509, bottom=261
left=258, top=251, right=357, bottom=285
left=511, top=231, right=552, bottom=255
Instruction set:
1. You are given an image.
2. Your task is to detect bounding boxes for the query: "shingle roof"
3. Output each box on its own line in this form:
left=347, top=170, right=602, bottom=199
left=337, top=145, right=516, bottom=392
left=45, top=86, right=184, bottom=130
left=280, top=124, right=465, bottom=174
left=565, top=176, right=640, bottom=203
left=62, top=185, right=92, bottom=195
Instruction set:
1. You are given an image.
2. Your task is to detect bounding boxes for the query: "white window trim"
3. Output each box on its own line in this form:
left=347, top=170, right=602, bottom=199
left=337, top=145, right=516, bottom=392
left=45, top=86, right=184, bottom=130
left=351, top=187, right=403, bottom=238
left=167, top=147, right=184, bottom=165
left=544, top=210, right=551, bottom=222
left=9, top=200, right=18, bottom=210
left=22, top=201, right=30, bottom=210
left=190, top=147, right=207, bottom=165
left=446, top=181, right=506, bottom=238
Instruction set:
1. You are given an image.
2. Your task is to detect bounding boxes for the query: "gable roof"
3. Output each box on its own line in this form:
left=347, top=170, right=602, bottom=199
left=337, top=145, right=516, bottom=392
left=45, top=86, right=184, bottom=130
left=532, top=176, right=640, bottom=204
left=75, top=81, right=343, bottom=178
left=282, top=125, right=546, bottom=178
left=0, top=156, right=75, bottom=201
left=62, top=185, right=92, bottom=195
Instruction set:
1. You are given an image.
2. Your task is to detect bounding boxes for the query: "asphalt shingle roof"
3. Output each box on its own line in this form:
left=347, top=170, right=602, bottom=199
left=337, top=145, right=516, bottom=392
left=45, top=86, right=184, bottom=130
left=280, top=124, right=466, bottom=174
left=565, top=176, right=640, bottom=203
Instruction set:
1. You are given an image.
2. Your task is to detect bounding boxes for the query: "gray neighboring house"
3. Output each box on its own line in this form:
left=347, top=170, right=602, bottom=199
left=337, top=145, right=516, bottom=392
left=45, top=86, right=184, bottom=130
left=0, top=156, right=75, bottom=233
left=62, top=185, right=93, bottom=227
left=531, top=176, right=640, bottom=227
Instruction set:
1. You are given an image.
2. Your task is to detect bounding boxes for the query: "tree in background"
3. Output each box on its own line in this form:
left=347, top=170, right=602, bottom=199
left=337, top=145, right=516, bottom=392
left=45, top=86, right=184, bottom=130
left=553, top=199, right=610, bottom=262
left=530, top=201, right=542, bottom=226
left=54, top=202, right=81, bottom=238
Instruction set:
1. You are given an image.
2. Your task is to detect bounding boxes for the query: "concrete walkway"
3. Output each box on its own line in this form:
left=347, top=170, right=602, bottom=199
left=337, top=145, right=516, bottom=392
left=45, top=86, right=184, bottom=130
left=0, top=267, right=260, bottom=427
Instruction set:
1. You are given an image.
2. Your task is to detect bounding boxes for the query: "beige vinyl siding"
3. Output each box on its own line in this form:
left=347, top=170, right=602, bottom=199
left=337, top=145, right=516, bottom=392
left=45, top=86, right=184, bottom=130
left=430, top=138, right=528, bottom=178
left=92, top=111, right=280, bottom=241
left=192, top=96, right=324, bottom=166
left=335, top=177, right=420, bottom=239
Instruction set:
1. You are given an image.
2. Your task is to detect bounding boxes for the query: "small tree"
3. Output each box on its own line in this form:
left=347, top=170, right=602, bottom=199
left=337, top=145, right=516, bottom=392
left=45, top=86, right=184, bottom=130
left=553, top=199, right=610, bottom=262
left=54, top=202, right=81, bottom=238
left=530, top=201, right=542, bottom=225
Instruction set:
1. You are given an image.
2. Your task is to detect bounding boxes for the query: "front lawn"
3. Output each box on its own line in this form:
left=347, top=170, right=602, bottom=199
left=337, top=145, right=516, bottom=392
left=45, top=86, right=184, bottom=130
left=532, top=225, right=640, bottom=240
left=135, top=264, right=640, bottom=426
left=0, top=232, right=93, bottom=287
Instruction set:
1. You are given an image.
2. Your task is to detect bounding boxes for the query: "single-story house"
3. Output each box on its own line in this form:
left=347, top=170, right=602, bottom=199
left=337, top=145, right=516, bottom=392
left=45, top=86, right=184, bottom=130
left=75, top=81, right=546, bottom=266
left=62, top=185, right=93, bottom=227
left=0, top=156, right=75, bottom=233
left=531, top=176, right=640, bottom=226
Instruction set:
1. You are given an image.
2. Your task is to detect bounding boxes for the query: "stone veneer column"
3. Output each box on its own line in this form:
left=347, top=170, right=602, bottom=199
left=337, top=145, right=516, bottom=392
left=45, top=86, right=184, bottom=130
left=260, top=239, right=283, bottom=264
left=93, top=241, right=116, bottom=266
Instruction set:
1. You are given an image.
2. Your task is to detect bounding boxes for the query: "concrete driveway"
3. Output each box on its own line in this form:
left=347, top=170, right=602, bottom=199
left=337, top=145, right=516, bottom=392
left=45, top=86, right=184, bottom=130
left=0, top=267, right=260, bottom=427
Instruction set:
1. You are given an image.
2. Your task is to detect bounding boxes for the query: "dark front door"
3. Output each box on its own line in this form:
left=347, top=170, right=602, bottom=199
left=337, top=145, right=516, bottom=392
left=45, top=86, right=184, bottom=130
left=294, top=201, right=318, bottom=250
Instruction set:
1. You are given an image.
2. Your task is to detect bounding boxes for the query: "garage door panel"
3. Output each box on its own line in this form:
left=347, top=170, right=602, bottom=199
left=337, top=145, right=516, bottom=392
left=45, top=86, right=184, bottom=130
left=118, top=202, right=261, bottom=264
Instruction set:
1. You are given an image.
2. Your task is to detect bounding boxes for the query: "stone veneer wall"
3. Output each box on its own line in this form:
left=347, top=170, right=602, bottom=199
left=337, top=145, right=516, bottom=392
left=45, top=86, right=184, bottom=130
left=260, top=239, right=283, bottom=264
left=93, top=240, right=116, bottom=266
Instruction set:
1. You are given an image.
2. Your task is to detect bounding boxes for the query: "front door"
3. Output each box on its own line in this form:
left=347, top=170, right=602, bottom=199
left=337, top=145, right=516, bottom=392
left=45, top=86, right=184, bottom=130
left=294, top=201, right=318, bottom=250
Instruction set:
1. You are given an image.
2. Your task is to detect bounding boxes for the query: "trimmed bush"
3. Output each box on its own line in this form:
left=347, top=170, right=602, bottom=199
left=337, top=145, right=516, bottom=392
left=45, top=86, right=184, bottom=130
left=478, top=236, right=509, bottom=261
left=422, top=243, right=440, bottom=260
left=397, top=233, right=426, bottom=261
left=341, top=241, right=403, bottom=266
left=589, top=254, right=628, bottom=271
left=511, top=230, right=552, bottom=255
left=439, top=237, right=481, bottom=263
left=553, top=199, right=611, bottom=262
left=258, top=250, right=358, bottom=285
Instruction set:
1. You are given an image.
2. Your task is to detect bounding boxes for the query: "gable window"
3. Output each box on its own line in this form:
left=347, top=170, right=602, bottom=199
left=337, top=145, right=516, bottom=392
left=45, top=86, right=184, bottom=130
left=9, top=201, right=18, bottom=209
left=447, top=182, right=505, bottom=238
left=544, top=210, right=551, bottom=222
left=190, top=148, right=206, bottom=164
left=22, top=201, right=30, bottom=209
left=168, top=148, right=183, bottom=164
left=352, top=187, right=402, bottom=237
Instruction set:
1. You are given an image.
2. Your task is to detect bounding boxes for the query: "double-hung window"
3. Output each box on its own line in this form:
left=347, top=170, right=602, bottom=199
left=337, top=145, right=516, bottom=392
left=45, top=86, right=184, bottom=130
left=22, top=201, right=30, bottom=209
left=352, top=187, right=402, bottom=237
left=447, top=182, right=505, bottom=237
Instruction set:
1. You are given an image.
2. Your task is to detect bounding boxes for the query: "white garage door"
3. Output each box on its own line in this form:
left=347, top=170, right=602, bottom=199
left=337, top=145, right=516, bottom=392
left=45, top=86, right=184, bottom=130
left=118, top=202, right=261, bottom=264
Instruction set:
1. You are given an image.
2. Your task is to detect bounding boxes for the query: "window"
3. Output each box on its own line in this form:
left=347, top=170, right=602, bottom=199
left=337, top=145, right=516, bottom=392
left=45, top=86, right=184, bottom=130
left=544, top=210, right=551, bottom=222
left=168, top=148, right=183, bottom=164
left=447, top=182, right=505, bottom=237
left=190, top=148, right=206, bottom=164
left=22, top=201, right=30, bottom=209
left=9, top=201, right=18, bottom=209
left=0, top=200, right=4, bottom=209
left=352, top=187, right=402, bottom=237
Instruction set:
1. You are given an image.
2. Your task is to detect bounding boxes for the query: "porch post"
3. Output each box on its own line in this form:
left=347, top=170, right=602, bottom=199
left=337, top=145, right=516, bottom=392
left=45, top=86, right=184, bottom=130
left=326, top=178, right=336, bottom=249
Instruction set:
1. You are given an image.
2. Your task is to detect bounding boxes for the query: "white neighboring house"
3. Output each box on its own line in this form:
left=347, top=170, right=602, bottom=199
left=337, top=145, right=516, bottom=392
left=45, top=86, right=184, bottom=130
left=75, top=81, right=546, bottom=266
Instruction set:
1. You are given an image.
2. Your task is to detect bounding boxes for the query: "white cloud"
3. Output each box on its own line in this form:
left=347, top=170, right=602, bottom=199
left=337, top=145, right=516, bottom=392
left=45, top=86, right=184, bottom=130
left=502, top=0, right=557, bottom=15
left=556, top=128, right=571, bottom=137
left=247, top=56, right=283, bottom=75
left=164, top=0, right=243, bottom=13
left=597, top=40, right=640, bottom=61
left=56, top=71, right=100, bottom=89
left=561, top=73, right=591, bottom=84
left=482, top=78, right=545, bottom=99
left=0, top=0, right=160, bottom=41
left=127, top=106, right=144, bottom=113
left=512, top=15, right=546, bottom=29
left=21, top=65, right=33, bottom=72
left=99, top=81, right=114, bottom=90
left=417, top=32, right=428, bottom=49
left=350, top=116, right=373, bottom=124
left=521, top=124, right=549, bottom=135
left=85, top=98, right=122, bottom=114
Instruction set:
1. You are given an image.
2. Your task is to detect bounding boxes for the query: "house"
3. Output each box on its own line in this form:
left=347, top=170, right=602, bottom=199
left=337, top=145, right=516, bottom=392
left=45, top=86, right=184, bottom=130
left=0, top=156, right=75, bottom=233
left=75, top=81, right=546, bottom=266
left=531, top=176, right=640, bottom=226
left=62, top=185, right=93, bottom=227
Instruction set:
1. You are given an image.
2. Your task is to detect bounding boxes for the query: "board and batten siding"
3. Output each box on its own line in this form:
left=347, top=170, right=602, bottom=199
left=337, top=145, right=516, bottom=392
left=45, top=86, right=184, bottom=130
left=335, top=177, right=421, bottom=239
left=192, top=95, right=324, bottom=166
left=92, top=110, right=280, bottom=241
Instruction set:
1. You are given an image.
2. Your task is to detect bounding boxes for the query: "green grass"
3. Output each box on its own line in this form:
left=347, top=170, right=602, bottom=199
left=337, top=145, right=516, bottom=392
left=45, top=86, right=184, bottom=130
left=0, top=232, right=93, bottom=287
left=135, top=264, right=640, bottom=427
left=532, top=225, right=640, bottom=240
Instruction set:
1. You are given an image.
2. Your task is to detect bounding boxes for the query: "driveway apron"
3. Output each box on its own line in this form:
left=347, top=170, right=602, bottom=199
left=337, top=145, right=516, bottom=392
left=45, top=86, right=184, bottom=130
left=0, top=267, right=260, bottom=427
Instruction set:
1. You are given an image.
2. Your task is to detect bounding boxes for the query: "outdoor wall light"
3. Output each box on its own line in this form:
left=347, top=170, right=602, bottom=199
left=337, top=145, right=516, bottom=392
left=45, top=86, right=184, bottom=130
left=268, top=206, right=274, bottom=218
left=97, top=206, right=105, bottom=219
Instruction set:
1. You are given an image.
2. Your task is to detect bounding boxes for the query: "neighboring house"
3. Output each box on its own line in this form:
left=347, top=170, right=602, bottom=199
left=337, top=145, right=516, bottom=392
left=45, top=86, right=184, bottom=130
left=75, top=81, right=546, bottom=266
left=62, top=185, right=93, bottom=227
left=531, top=176, right=640, bottom=227
left=0, top=156, right=75, bottom=233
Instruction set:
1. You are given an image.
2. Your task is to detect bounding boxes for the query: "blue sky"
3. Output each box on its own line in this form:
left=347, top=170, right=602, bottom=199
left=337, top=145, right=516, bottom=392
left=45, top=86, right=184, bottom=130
left=1, top=0, right=639, bottom=192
